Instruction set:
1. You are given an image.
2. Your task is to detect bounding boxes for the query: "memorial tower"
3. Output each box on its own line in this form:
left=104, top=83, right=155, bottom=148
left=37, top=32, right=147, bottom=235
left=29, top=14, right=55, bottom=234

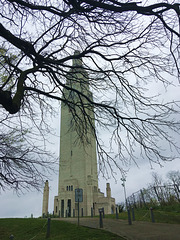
left=54, top=51, right=115, bottom=217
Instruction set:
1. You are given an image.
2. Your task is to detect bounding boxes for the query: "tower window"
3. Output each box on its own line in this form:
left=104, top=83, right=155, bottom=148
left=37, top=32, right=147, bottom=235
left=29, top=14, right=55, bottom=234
left=67, top=185, right=73, bottom=191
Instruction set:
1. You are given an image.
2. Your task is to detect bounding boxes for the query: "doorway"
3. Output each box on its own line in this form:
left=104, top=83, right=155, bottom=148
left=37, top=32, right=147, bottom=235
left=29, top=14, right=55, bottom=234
left=61, top=200, right=64, bottom=217
left=67, top=199, right=71, bottom=217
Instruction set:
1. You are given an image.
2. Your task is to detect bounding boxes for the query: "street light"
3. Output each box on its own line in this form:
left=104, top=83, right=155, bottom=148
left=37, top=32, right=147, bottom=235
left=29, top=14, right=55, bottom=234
left=121, top=177, right=128, bottom=210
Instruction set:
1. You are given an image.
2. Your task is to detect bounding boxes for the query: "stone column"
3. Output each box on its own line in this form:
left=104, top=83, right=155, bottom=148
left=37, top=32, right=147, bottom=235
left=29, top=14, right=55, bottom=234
left=106, top=183, right=111, bottom=198
left=42, top=180, right=49, bottom=217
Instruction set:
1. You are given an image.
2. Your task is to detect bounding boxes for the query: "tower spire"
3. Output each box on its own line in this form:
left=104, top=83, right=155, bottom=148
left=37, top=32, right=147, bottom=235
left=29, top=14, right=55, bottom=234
left=72, top=50, right=82, bottom=67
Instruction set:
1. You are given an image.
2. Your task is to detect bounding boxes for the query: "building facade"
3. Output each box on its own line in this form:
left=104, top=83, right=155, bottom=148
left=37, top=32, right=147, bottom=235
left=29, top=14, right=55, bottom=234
left=54, top=51, right=115, bottom=217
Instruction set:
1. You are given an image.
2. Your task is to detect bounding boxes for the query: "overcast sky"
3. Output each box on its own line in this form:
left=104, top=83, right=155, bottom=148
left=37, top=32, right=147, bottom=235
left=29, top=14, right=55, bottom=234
left=0, top=157, right=179, bottom=218
left=0, top=79, right=180, bottom=218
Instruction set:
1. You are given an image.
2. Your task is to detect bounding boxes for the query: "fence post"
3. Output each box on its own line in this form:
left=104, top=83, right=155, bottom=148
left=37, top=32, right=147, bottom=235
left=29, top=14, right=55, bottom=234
left=99, top=209, right=103, bottom=228
left=116, top=207, right=118, bottom=219
left=150, top=207, right=155, bottom=223
left=46, top=218, right=51, bottom=238
left=132, top=207, right=135, bottom=221
left=127, top=208, right=132, bottom=225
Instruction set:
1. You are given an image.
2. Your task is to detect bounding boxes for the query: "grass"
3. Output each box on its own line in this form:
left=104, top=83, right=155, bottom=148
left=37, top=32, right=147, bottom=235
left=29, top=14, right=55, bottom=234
left=1, top=205, right=179, bottom=240
left=0, top=218, right=125, bottom=240
left=153, top=202, right=180, bottom=212
left=104, top=207, right=180, bottom=224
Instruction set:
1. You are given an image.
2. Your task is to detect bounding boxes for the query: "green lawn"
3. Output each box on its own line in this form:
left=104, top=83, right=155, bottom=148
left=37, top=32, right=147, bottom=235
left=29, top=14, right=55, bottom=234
left=0, top=218, right=125, bottom=240
left=1, top=207, right=179, bottom=240
left=104, top=208, right=180, bottom=224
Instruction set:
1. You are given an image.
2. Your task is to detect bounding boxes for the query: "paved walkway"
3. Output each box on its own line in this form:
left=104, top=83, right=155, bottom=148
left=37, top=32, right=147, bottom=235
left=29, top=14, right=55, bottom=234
left=55, top=217, right=180, bottom=240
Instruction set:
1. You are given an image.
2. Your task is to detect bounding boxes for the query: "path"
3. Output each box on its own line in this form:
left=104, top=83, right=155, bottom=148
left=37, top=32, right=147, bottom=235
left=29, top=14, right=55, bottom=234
left=55, top=217, right=180, bottom=240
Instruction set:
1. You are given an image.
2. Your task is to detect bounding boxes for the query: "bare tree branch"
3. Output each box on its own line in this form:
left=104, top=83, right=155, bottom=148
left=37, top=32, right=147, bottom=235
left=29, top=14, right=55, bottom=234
left=0, top=0, right=179, bottom=182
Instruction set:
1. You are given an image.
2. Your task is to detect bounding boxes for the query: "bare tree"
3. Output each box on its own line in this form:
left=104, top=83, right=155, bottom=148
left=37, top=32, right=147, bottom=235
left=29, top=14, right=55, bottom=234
left=167, top=171, right=180, bottom=185
left=0, top=47, right=57, bottom=192
left=167, top=170, right=180, bottom=201
left=0, top=0, right=180, bottom=178
left=0, top=127, right=57, bottom=192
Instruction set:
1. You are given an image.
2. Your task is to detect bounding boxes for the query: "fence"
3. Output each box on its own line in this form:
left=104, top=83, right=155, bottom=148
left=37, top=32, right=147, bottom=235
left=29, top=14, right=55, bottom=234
left=126, top=184, right=180, bottom=208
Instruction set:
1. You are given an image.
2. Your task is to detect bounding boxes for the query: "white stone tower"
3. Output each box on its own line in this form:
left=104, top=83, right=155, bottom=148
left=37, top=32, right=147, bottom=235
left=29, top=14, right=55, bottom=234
left=42, top=180, right=49, bottom=216
left=54, top=51, right=115, bottom=217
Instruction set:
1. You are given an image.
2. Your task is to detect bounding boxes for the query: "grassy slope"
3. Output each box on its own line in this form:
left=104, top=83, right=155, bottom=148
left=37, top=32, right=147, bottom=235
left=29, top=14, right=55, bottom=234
left=1, top=206, right=179, bottom=240
left=0, top=218, right=125, bottom=240
left=105, top=207, right=180, bottom=224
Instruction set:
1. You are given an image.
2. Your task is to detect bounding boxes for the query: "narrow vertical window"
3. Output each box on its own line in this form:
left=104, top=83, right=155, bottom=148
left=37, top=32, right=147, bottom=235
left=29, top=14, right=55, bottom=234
left=71, top=185, right=73, bottom=191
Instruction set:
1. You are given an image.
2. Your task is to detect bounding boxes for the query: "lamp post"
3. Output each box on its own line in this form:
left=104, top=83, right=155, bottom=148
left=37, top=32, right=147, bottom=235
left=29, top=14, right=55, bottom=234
left=121, top=177, right=128, bottom=210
